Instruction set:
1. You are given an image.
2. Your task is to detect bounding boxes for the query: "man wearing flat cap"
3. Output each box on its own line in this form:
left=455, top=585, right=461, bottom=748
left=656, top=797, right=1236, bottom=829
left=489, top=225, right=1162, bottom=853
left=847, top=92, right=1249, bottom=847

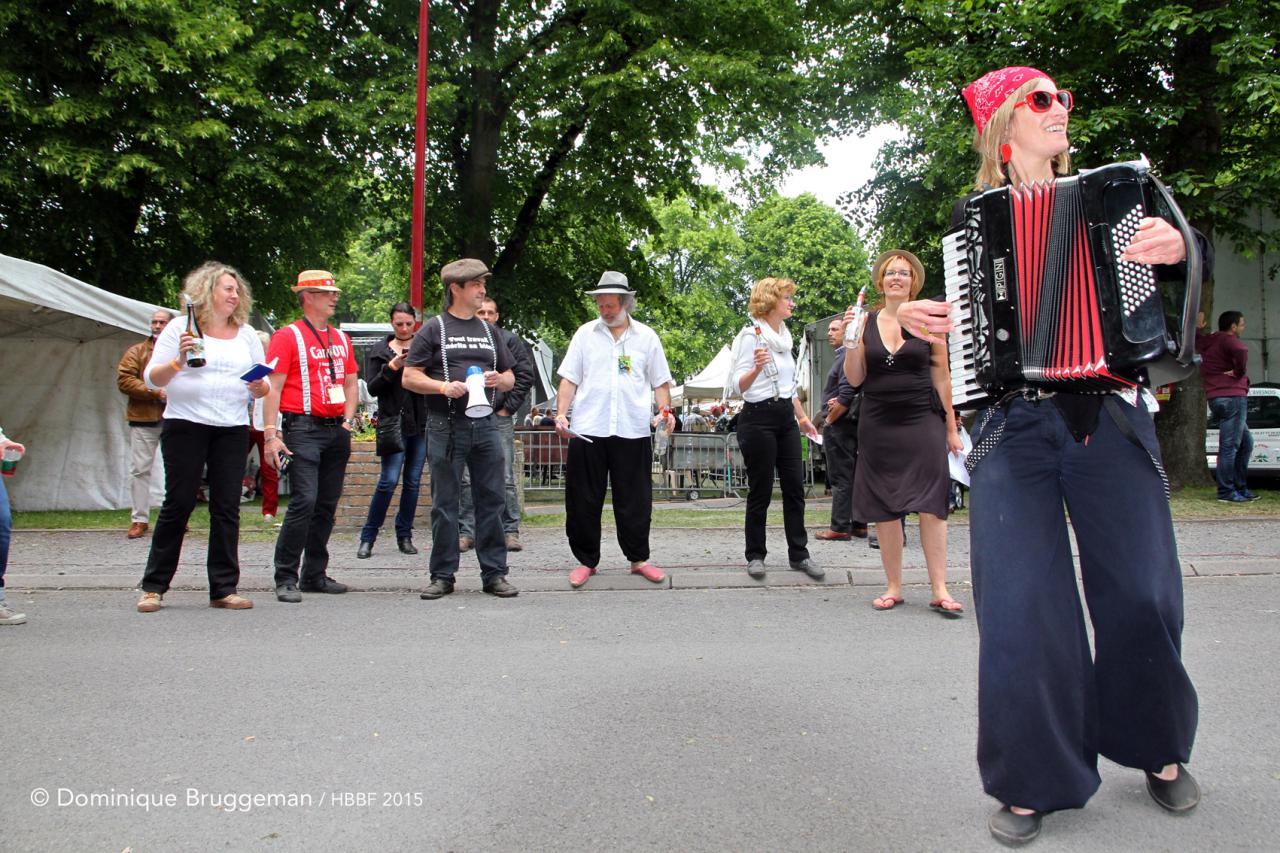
left=554, top=271, right=676, bottom=589
left=401, top=259, right=519, bottom=599
left=263, top=270, right=360, bottom=603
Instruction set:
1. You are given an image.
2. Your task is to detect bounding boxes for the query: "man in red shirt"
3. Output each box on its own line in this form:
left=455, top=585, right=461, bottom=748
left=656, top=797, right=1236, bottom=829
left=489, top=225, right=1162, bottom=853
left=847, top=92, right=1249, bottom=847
left=1197, top=310, right=1256, bottom=503
left=263, top=270, right=361, bottom=602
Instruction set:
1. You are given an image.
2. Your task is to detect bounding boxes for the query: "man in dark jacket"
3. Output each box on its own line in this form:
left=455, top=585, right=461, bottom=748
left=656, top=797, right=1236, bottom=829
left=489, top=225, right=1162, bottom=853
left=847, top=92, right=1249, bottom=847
left=1197, top=310, right=1257, bottom=502
left=357, top=303, right=428, bottom=558
left=459, top=296, right=536, bottom=552
left=116, top=309, right=174, bottom=539
left=814, top=317, right=867, bottom=540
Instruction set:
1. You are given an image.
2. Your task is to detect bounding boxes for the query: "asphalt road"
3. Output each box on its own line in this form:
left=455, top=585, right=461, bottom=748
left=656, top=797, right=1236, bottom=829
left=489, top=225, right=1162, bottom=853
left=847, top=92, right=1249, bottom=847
left=3, top=571, right=1278, bottom=851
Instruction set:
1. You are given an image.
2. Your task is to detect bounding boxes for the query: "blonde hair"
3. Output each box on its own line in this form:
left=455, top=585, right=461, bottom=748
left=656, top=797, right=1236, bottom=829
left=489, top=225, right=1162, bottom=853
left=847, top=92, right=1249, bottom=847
left=182, top=261, right=252, bottom=329
left=748, top=277, right=796, bottom=319
left=972, top=79, right=1072, bottom=190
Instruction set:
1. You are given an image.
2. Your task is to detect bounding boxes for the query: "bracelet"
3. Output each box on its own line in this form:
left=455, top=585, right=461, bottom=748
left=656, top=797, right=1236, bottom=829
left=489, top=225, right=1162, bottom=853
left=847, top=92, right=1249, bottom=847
left=169, top=359, right=182, bottom=372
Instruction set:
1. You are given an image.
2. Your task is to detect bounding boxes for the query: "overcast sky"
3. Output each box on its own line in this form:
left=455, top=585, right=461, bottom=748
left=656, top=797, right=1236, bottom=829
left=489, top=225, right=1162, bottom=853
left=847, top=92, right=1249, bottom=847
left=778, top=125, right=903, bottom=207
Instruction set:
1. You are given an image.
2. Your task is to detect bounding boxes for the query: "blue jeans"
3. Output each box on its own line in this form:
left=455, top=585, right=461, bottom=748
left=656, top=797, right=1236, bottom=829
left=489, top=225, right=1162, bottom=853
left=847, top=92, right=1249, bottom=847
left=1209, top=395, right=1252, bottom=498
left=0, top=473, right=10, bottom=600
left=425, top=412, right=507, bottom=583
left=360, top=432, right=427, bottom=543
left=459, top=414, right=519, bottom=537
left=968, top=397, right=1197, bottom=812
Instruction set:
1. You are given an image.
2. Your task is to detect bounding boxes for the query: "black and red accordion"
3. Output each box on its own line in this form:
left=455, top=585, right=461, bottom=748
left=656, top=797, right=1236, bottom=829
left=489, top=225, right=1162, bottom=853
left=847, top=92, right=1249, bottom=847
left=943, top=159, right=1201, bottom=410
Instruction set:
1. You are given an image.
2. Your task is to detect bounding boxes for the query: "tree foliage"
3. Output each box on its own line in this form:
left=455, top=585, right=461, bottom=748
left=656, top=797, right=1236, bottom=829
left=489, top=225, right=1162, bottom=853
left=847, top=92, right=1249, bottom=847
left=0, top=0, right=401, bottom=314
left=645, top=191, right=871, bottom=383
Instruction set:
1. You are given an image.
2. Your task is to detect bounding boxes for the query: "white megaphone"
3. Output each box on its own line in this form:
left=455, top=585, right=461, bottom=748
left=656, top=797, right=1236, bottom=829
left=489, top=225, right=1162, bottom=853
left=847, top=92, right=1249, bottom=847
left=464, top=365, right=493, bottom=418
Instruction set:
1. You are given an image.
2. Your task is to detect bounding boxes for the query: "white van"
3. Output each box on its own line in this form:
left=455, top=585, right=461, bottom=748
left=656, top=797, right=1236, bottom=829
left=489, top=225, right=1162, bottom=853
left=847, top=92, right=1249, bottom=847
left=1205, top=385, right=1280, bottom=474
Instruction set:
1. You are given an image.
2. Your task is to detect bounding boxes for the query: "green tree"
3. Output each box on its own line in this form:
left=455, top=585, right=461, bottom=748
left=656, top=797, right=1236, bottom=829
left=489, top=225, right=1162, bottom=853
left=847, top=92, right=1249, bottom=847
left=841, top=0, right=1280, bottom=487
left=0, top=0, right=400, bottom=314
left=741, top=194, right=872, bottom=323
left=644, top=192, right=747, bottom=382
left=382, top=0, right=879, bottom=335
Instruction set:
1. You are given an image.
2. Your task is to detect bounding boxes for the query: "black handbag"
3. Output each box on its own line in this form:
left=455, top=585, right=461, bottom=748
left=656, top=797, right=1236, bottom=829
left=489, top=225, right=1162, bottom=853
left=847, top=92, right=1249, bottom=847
left=375, top=412, right=404, bottom=457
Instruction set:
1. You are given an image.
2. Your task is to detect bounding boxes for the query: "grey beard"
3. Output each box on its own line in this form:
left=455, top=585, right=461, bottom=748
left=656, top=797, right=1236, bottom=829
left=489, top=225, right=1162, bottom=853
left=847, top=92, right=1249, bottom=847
left=603, top=312, right=629, bottom=328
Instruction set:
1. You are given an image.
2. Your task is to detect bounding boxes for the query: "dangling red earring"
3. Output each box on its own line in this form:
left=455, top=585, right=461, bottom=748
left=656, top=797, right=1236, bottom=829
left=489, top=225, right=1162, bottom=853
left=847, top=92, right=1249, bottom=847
left=1000, top=143, right=1013, bottom=164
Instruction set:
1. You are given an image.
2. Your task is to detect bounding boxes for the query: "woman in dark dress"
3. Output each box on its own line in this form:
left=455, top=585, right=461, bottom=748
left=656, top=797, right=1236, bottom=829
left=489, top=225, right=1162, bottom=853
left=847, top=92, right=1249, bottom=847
left=843, top=250, right=963, bottom=614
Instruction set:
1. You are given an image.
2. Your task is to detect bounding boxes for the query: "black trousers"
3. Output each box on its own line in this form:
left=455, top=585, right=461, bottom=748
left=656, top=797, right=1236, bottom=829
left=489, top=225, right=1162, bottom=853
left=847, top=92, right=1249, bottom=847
left=273, top=418, right=351, bottom=586
left=565, top=435, right=651, bottom=568
left=141, top=419, right=247, bottom=599
left=736, top=399, right=808, bottom=563
left=822, top=417, right=863, bottom=532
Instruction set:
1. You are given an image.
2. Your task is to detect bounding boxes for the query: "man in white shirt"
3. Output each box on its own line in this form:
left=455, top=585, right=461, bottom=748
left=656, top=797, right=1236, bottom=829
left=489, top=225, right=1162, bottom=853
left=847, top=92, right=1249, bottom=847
left=554, top=272, right=676, bottom=589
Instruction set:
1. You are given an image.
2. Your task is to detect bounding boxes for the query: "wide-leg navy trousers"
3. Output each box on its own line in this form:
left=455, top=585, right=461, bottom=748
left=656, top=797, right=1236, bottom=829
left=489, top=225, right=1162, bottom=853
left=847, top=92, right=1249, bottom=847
left=969, top=395, right=1198, bottom=812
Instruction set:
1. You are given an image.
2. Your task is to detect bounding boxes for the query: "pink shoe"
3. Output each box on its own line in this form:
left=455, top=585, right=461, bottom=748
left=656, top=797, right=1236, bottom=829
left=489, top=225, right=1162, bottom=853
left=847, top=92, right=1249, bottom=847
left=569, top=566, right=596, bottom=588
left=631, top=563, right=666, bottom=583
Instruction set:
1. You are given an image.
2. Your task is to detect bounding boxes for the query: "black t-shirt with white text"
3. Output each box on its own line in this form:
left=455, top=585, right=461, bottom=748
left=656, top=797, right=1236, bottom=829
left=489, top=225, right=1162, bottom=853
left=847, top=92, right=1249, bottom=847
left=406, top=313, right=514, bottom=414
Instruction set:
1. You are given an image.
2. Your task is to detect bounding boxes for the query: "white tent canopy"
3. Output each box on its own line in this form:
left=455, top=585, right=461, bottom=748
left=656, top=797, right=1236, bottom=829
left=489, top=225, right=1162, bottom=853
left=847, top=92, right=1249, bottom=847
left=0, top=253, right=169, bottom=510
left=672, top=344, right=734, bottom=405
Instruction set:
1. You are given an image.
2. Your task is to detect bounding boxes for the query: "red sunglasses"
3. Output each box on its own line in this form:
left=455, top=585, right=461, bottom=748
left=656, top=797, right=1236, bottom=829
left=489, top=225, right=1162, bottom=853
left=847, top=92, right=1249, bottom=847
left=1015, top=89, right=1073, bottom=113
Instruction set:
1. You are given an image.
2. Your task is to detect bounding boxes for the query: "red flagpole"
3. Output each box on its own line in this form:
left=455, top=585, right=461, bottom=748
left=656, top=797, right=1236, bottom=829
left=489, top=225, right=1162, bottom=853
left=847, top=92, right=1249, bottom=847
left=410, top=0, right=429, bottom=318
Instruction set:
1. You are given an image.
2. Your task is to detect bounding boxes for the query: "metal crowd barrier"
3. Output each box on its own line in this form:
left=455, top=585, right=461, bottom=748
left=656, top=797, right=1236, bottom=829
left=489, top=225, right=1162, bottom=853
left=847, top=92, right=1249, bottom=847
left=516, top=428, right=815, bottom=501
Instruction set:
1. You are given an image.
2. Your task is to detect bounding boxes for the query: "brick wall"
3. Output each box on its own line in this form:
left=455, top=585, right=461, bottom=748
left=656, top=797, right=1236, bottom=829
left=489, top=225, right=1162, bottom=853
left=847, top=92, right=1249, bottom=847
left=333, top=441, right=432, bottom=531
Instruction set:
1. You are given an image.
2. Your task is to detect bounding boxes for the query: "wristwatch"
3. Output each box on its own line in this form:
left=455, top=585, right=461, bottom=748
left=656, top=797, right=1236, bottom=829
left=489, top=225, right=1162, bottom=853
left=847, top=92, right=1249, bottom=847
left=343, top=417, right=358, bottom=430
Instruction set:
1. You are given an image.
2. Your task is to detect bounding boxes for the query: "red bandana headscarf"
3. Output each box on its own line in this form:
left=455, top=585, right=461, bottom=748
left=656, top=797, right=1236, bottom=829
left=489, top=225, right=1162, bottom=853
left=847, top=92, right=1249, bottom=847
left=962, top=66, right=1054, bottom=134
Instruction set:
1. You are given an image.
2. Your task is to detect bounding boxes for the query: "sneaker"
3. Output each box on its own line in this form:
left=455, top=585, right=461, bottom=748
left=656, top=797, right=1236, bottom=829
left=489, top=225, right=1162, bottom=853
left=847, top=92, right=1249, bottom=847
left=209, top=594, right=254, bottom=610
left=136, top=591, right=163, bottom=613
left=631, top=562, right=666, bottom=583
left=505, top=534, right=523, bottom=552
left=746, top=559, right=767, bottom=579
left=275, top=584, right=302, bottom=603
left=1241, top=490, right=1262, bottom=502
left=1145, top=764, right=1201, bottom=813
left=300, top=576, right=349, bottom=594
left=458, top=536, right=475, bottom=553
left=988, top=806, right=1042, bottom=846
left=262, top=514, right=275, bottom=523
left=1218, top=492, right=1249, bottom=503
left=420, top=578, right=455, bottom=600
left=569, top=566, right=596, bottom=588
left=483, top=577, right=519, bottom=597
left=127, top=521, right=149, bottom=539
left=0, top=602, right=27, bottom=625
left=789, top=558, right=825, bottom=580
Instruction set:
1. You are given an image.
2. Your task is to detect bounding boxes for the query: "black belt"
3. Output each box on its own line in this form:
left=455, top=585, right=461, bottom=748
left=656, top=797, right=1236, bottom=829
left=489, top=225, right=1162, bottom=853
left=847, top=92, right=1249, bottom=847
left=742, top=397, right=793, bottom=408
left=283, top=413, right=344, bottom=428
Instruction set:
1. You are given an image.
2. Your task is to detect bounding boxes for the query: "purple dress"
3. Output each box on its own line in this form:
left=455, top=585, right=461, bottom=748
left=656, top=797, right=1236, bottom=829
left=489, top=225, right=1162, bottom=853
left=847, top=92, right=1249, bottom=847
left=850, top=311, right=950, bottom=522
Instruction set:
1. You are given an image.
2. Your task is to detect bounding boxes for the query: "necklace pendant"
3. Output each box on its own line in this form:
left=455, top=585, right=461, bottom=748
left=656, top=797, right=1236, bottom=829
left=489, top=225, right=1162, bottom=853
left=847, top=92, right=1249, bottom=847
left=884, top=353, right=895, bottom=367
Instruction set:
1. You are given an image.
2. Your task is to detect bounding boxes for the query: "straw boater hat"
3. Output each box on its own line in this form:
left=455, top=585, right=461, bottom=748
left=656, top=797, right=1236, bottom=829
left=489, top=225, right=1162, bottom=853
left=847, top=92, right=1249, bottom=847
left=872, top=250, right=926, bottom=296
left=291, top=269, right=341, bottom=292
left=440, top=258, right=492, bottom=285
left=586, top=271, right=633, bottom=296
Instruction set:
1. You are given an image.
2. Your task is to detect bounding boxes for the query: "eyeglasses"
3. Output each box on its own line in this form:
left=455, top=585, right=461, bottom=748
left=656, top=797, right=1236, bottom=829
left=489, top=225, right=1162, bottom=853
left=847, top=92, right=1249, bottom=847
left=1015, top=90, right=1073, bottom=113
left=883, top=270, right=913, bottom=279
